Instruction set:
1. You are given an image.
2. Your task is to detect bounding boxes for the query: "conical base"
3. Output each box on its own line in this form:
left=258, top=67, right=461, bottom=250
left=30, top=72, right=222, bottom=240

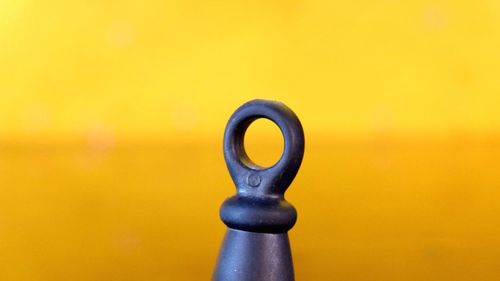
left=213, top=229, right=294, bottom=281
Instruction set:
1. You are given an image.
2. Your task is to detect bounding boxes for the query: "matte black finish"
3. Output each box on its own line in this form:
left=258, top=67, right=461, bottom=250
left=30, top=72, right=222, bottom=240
left=213, top=99, right=305, bottom=281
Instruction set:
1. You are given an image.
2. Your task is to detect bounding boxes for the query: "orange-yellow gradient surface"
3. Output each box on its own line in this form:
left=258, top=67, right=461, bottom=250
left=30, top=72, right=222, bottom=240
left=1, top=1, right=500, bottom=280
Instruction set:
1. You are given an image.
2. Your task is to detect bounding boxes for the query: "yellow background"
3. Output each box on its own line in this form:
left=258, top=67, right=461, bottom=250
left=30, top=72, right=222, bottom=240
left=1, top=0, right=500, bottom=280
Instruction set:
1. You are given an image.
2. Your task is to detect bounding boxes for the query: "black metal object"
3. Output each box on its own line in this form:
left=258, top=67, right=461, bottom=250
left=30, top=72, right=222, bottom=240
left=213, top=99, right=305, bottom=281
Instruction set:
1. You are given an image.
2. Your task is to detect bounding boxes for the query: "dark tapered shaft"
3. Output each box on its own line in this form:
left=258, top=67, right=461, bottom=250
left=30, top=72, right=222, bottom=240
left=213, top=230, right=293, bottom=281
left=213, top=99, right=304, bottom=281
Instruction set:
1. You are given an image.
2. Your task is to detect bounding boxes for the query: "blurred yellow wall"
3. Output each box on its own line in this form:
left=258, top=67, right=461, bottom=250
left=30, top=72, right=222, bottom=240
left=2, top=0, right=500, bottom=140
left=1, top=1, right=500, bottom=281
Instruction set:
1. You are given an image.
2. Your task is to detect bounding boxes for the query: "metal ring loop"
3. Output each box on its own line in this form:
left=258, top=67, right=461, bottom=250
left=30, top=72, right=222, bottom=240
left=223, top=99, right=304, bottom=196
